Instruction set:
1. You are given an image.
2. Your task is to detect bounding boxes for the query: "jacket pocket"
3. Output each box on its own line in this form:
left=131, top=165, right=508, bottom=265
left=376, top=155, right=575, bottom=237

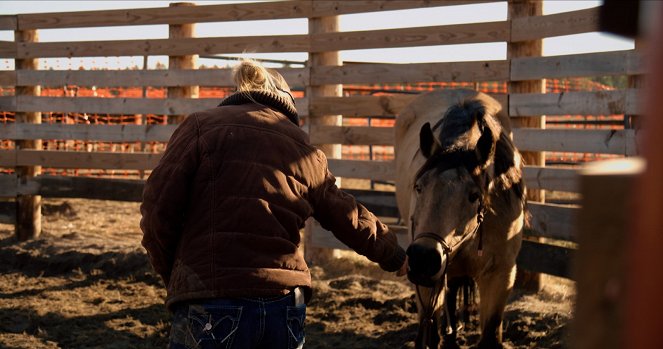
left=185, top=304, right=242, bottom=349
left=286, top=304, right=306, bottom=349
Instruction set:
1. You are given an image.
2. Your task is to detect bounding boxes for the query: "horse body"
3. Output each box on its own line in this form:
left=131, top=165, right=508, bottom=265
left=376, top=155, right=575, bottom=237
left=395, top=89, right=526, bottom=348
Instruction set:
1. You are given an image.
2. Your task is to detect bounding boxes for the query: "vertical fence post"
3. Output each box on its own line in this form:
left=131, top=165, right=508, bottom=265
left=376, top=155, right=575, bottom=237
left=508, top=0, right=545, bottom=291
left=14, top=28, right=42, bottom=240
left=304, top=0, right=342, bottom=263
left=167, top=2, right=199, bottom=125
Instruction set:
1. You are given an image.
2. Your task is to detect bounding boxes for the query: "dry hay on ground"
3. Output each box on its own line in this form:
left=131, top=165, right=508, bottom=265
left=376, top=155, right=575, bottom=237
left=0, top=198, right=573, bottom=348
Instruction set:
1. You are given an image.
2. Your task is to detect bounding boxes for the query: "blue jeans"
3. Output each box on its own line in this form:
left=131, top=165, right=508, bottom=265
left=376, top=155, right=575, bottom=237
left=169, top=293, right=306, bottom=349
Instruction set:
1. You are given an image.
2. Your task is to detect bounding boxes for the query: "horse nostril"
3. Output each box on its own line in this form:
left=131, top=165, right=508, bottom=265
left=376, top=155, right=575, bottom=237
left=406, top=244, right=442, bottom=277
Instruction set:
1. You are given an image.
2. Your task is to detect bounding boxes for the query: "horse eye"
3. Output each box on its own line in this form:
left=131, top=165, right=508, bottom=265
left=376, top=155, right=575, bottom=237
left=414, top=184, right=422, bottom=194
left=469, top=192, right=480, bottom=203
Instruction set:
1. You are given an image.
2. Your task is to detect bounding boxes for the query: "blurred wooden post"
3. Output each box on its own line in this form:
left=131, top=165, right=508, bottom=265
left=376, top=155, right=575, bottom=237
left=572, top=159, right=644, bottom=349
left=14, top=29, right=42, bottom=240
left=167, top=2, right=199, bottom=124
left=304, top=1, right=342, bottom=264
left=508, top=0, right=545, bottom=291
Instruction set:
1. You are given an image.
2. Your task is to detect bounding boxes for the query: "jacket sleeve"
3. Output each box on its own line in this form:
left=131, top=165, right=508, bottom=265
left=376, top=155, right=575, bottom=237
left=140, top=114, right=200, bottom=285
left=309, top=152, right=406, bottom=272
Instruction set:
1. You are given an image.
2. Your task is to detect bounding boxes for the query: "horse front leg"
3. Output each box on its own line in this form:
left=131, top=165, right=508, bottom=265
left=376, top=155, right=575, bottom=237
left=476, top=266, right=516, bottom=349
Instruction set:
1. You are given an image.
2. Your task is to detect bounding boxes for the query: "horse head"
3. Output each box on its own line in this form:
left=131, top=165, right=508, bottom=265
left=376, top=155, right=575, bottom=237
left=406, top=99, right=500, bottom=288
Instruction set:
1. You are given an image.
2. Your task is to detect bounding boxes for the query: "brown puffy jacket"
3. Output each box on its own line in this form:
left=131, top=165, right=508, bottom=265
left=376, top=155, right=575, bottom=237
left=140, top=91, right=406, bottom=310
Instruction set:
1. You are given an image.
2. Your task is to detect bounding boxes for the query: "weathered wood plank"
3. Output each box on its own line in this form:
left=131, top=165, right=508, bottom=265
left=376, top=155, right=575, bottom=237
left=511, top=50, right=644, bottom=81
left=15, top=1, right=494, bottom=30
left=0, top=174, right=17, bottom=197
left=517, top=239, right=575, bottom=279
left=311, top=94, right=507, bottom=117
left=509, top=90, right=640, bottom=116
left=309, top=219, right=410, bottom=250
left=311, top=60, right=509, bottom=85
left=35, top=175, right=145, bottom=202
left=310, top=21, right=509, bottom=52
left=0, top=150, right=163, bottom=170
left=309, top=125, right=393, bottom=145
left=328, top=159, right=395, bottom=182
left=511, top=7, right=600, bottom=42
left=16, top=35, right=310, bottom=58
left=17, top=1, right=312, bottom=29
left=513, top=128, right=637, bottom=156
left=17, top=68, right=309, bottom=88
left=0, top=41, right=17, bottom=59
left=0, top=96, right=16, bottom=111
left=0, top=123, right=177, bottom=142
left=0, top=15, right=17, bottom=30
left=312, top=0, right=494, bottom=16
left=524, top=166, right=579, bottom=193
left=12, top=96, right=310, bottom=117
left=527, top=202, right=578, bottom=242
left=0, top=71, right=16, bottom=86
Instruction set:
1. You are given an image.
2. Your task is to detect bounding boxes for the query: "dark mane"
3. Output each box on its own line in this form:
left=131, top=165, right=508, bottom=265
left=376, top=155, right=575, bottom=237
left=419, top=98, right=525, bottom=207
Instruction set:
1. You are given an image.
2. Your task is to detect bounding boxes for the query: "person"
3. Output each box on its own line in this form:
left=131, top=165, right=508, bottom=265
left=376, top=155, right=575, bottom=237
left=140, top=59, right=407, bottom=349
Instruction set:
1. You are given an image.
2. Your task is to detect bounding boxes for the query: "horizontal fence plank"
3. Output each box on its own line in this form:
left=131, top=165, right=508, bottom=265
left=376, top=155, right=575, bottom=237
left=0, top=15, right=17, bottom=30
left=17, top=1, right=312, bottom=29
left=511, top=7, right=600, bottom=42
left=17, top=68, right=309, bottom=88
left=16, top=0, right=481, bottom=30
left=0, top=174, right=17, bottom=197
left=511, top=50, right=644, bottom=81
left=517, top=239, right=575, bottom=279
left=524, top=166, right=579, bottom=193
left=0, top=41, right=17, bottom=59
left=311, top=94, right=508, bottom=117
left=309, top=125, right=393, bottom=145
left=328, top=159, right=395, bottom=182
left=513, top=128, right=637, bottom=156
left=0, top=96, right=16, bottom=111
left=310, top=21, right=509, bottom=52
left=0, top=123, right=177, bottom=142
left=16, top=35, right=310, bottom=59
left=0, top=71, right=16, bottom=86
left=312, top=0, right=495, bottom=16
left=309, top=219, right=410, bottom=250
left=31, top=175, right=145, bottom=202
left=311, top=60, right=509, bottom=85
left=527, top=202, right=578, bottom=242
left=509, top=90, right=640, bottom=116
left=9, top=96, right=309, bottom=117
left=0, top=150, right=162, bottom=170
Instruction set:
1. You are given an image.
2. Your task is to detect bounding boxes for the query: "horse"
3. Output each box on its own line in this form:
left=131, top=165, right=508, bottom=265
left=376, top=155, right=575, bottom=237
left=394, top=89, right=526, bottom=348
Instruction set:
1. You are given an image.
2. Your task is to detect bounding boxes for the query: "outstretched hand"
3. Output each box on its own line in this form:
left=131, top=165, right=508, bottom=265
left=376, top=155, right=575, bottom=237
left=396, top=255, right=408, bottom=277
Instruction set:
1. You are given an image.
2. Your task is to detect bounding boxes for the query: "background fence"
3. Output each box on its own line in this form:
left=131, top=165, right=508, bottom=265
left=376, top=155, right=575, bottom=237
left=0, top=0, right=642, bottom=280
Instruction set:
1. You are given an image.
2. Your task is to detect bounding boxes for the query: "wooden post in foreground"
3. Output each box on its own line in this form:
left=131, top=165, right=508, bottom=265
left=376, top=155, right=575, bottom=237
left=167, top=2, right=199, bottom=124
left=14, top=29, right=42, bottom=240
left=304, top=7, right=342, bottom=264
left=508, top=0, right=545, bottom=291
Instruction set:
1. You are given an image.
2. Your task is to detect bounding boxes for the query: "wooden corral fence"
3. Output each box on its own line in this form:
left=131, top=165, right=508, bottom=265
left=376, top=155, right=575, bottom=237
left=0, top=0, right=643, bottom=280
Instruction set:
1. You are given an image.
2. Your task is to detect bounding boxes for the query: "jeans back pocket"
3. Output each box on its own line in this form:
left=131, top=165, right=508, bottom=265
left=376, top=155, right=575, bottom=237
left=286, top=304, right=306, bottom=349
left=186, top=304, right=242, bottom=349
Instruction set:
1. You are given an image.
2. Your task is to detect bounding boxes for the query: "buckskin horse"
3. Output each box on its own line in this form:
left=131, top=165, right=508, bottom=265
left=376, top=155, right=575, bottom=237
left=395, top=89, right=526, bottom=348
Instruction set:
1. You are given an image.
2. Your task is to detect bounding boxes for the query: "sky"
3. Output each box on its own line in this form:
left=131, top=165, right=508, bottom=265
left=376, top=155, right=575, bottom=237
left=0, top=0, right=634, bottom=70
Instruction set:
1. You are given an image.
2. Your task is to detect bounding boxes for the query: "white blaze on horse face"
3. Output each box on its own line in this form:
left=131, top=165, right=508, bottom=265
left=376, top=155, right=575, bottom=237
left=412, top=167, right=481, bottom=250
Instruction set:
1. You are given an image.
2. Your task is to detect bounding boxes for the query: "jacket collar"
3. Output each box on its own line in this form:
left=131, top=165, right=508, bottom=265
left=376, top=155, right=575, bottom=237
left=219, top=90, right=299, bottom=125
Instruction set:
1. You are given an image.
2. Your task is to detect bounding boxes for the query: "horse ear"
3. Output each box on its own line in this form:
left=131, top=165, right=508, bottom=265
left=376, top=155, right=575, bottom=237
left=420, top=122, right=441, bottom=158
left=476, top=119, right=496, bottom=167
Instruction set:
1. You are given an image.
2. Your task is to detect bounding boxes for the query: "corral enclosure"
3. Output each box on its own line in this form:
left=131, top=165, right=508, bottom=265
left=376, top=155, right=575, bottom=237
left=0, top=0, right=642, bottom=347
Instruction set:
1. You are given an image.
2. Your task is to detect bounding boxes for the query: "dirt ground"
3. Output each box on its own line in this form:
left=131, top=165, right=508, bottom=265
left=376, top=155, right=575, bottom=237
left=0, top=198, right=574, bottom=349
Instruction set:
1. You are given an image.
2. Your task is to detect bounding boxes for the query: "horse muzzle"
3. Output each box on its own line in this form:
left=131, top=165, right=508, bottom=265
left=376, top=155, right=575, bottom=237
left=406, top=238, right=448, bottom=287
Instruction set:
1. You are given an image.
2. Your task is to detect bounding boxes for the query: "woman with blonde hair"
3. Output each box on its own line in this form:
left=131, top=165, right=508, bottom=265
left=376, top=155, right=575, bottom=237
left=141, top=59, right=406, bottom=349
